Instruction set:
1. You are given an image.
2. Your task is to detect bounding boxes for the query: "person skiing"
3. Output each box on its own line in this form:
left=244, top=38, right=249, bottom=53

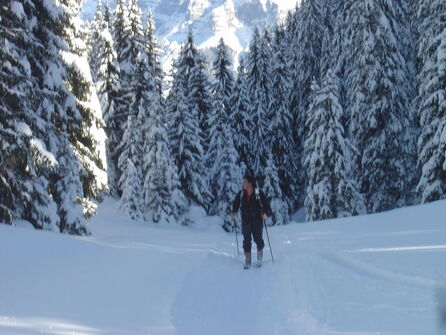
left=231, top=175, right=271, bottom=269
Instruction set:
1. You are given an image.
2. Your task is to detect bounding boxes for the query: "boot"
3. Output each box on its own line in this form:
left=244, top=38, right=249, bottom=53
left=244, top=252, right=251, bottom=269
left=256, top=249, right=263, bottom=267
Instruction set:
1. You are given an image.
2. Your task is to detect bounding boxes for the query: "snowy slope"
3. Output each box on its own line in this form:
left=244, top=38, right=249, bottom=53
left=1, top=198, right=446, bottom=334
left=82, top=0, right=301, bottom=73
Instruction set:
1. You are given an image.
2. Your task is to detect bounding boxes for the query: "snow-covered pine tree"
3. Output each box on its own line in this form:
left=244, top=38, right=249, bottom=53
left=269, top=25, right=298, bottom=211
left=130, top=49, right=159, bottom=217
left=103, top=0, right=112, bottom=26
left=53, top=134, right=88, bottom=234
left=167, top=32, right=210, bottom=210
left=245, top=27, right=273, bottom=177
left=143, top=93, right=189, bottom=225
left=116, top=1, right=147, bottom=217
left=289, top=0, right=324, bottom=108
left=216, top=124, right=243, bottom=231
left=263, top=153, right=289, bottom=226
left=2, top=0, right=99, bottom=233
left=0, top=40, right=59, bottom=230
left=385, top=0, right=419, bottom=206
left=118, top=114, right=144, bottom=220
left=0, top=2, right=60, bottom=228
left=304, top=71, right=365, bottom=222
left=207, top=38, right=235, bottom=205
left=287, top=0, right=324, bottom=204
left=144, top=11, right=163, bottom=96
left=319, top=0, right=335, bottom=77
left=206, top=96, right=226, bottom=210
left=344, top=0, right=415, bottom=213
left=168, top=82, right=209, bottom=209
left=131, top=55, right=153, bottom=186
left=96, top=14, right=122, bottom=196
left=86, top=0, right=106, bottom=82
left=60, top=0, right=108, bottom=205
left=0, top=2, right=31, bottom=225
left=212, top=38, right=235, bottom=121
left=188, top=45, right=214, bottom=157
left=18, top=0, right=91, bottom=233
left=331, top=0, right=350, bottom=119
left=416, top=0, right=446, bottom=203
left=231, top=56, right=252, bottom=168
left=111, top=0, right=133, bottom=192
left=139, top=10, right=185, bottom=223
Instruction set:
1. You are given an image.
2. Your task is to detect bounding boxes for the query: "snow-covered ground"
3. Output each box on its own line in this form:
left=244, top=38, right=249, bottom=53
left=1, top=198, right=446, bottom=334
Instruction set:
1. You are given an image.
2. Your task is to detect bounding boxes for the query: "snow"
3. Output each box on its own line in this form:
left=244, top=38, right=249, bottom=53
left=61, top=51, right=94, bottom=84
left=30, top=138, right=58, bottom=166
left=1, top=198, right=446, bottom=334
left=10, top=1, right=25, bottom=19
left=15, top=122, right=32, bottom=137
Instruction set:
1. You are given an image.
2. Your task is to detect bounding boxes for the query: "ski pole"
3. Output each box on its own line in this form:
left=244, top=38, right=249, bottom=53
left=263, top=219, right=274, bottom=263
left=233, top=218, right=240, bottom=255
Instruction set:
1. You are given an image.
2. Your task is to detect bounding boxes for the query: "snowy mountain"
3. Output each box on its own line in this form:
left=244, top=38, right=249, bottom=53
left=82, top=0, right=300, bottom=72
left=2, top=198, right=446, bottom=334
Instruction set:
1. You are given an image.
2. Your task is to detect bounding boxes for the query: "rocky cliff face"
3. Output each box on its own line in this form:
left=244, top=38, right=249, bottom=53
left=83, top=0, right=300, bottom=73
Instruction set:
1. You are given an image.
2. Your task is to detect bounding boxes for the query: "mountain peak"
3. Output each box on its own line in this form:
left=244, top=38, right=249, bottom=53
left=82, top=0, right=300, bottom=73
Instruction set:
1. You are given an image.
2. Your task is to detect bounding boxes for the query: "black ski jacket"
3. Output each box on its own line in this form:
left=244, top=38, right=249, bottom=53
left=232, top=189, right=272, bottom=222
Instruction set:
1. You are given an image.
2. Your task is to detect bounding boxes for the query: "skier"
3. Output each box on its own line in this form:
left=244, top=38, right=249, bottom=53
left=231, top=175, right=271, bottom=269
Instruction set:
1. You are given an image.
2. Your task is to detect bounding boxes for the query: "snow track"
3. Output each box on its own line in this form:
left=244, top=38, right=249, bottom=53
left=172, top=248, right=285, bottom=335
left=171, top=238, right=336, bottom=335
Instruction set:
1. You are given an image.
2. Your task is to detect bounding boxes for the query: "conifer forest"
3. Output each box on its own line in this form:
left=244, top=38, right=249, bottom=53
left=1, top=0, right=446, bottom=235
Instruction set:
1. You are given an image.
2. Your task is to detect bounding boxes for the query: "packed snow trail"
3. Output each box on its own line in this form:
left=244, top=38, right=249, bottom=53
left=172, top=246, right=289, bottom=335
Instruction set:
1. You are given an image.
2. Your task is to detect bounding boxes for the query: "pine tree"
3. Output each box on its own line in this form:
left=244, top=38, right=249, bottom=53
left=263, top=153, right=289, bottom=226
left=61, top=0, right=108, bottom=204
left=96, top=15, right=122, bottom=196
left=0, top=1, right=33, bottom=225
left=245, top=27, right=272, bottom=177
left=14, top=0, right=91, bottom=233
left=207, top=38, right=235, bottom=202
left=168, top=83, right=209, bottom=208
left=231, top=57, right=252, bottom=168
left=144, top=11, right=163, bottom=96
left=53, top=134, right=88, bottom=234
left=188, top=43, right=214, bottom=154
left=287, top=0, right=324, bottom=204
left=212, top=38, right=235, bottom=120
left=344, top=0, right=414, bottom=213
left=112, top=0, right=133, bottom=193
left=331, top=0, right=350, bottom=119
left=416, top=0, right=446, bottom=203
left=167, top=32, right=210, bottom=210
left=212, top=124, right=243, bottom=230
left=118, top=114, right=144, bottom=220
left=304, top=71, right=365, bottom=222
left=269, top=25, right=298, bottom=210
left=87, top=0, right=106, bottom=82
left=319, top=0, right=335, bottom=76
left=143, top=99, right=189, bottom=224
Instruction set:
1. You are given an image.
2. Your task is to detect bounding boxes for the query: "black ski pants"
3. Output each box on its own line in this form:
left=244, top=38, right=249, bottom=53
left=242, top=216, right=265, bottom=254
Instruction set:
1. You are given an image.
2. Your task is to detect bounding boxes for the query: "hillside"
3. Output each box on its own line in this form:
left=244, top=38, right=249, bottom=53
left=1, top=199, right=446, bottom=334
